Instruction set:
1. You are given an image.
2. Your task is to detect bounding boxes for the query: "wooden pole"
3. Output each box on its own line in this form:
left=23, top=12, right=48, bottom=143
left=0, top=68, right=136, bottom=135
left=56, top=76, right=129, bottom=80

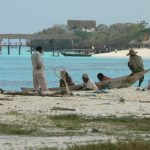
left=30, top=47, right=33, bottom=55
left=49, top=40, right=54, bottom=56
left=0, top=40, right=1, bottom=49
left=8, top=39, right=10, bottom=55
left=19, top=39, right=21, bottom=55
left=71, top=38, right=74, bottom=50
left=19, top=45, right=21, bottom=55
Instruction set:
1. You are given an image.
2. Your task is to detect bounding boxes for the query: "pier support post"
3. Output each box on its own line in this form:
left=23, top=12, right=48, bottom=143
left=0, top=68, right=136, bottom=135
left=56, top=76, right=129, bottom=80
left=18, top=39, right=22, bottom=55
left=8, top=39, right=10, bottom=55
left=30, top=47, right=33, bottom=55
left=8, top=45, right=10, bottom=55
left=49, top=40, right=54, bottom=56
left=19, top=45, right=21, bottom=55
left=0, top=46, right=2, bottom=55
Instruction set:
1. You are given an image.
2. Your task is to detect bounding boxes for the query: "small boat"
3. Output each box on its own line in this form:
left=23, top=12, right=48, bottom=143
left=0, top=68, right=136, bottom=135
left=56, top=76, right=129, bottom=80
left=61, top=52, right=92, bottom=57
left=96, top=69, right=150, bottom=89
left=21, top=69, right=150, bottom=94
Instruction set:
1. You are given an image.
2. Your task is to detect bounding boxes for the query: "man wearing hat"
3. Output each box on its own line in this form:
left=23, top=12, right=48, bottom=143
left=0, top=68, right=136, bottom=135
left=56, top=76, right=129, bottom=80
left=82, top=73, right=98, bottom=91
left=127, top=49, right=144, bottom=87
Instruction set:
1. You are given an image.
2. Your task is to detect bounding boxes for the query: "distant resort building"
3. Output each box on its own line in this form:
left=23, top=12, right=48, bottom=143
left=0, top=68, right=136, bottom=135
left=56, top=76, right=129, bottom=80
left=67, top=20, right=96, bottom=31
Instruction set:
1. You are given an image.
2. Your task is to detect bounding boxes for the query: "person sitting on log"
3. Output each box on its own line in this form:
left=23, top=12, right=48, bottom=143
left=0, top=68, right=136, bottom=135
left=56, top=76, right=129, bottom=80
left=82, top=73, right=98, bottom=91
left=59, top=70, right=74, bottom=87
left=97, top=73, right=112, bottom=81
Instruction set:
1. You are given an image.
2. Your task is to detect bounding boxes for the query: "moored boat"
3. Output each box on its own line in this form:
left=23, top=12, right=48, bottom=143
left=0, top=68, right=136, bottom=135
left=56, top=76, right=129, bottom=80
left=61, top=52, right=92, bottom=57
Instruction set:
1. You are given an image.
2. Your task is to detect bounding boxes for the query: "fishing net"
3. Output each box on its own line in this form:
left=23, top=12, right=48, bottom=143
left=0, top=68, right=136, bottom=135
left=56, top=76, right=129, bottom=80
left=54, top=66, right=71, bottom=95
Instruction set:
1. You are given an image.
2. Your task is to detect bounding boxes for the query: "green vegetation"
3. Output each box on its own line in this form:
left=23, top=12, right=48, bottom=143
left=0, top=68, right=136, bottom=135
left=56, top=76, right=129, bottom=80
left=67, top=140, right=150, bottom=150
left=27, top=147, right=57, bottom=150
left=0, top=114, right=150, bottom=136
left=50, top=115, right=150, bottom=132
left=5, top=110, right=22, bottom=116
left=0, top=124, right=36, bottom=135
left=0, top=113, right=150, bottom=149
left=28, top=21, right=150, bottom=52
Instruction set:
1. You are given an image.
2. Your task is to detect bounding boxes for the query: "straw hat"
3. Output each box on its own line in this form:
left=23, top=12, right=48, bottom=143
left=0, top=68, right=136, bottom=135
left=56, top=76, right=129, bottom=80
left=82, top=73, right=89, bottom=79
left=126, top=49, right=138, bottom=56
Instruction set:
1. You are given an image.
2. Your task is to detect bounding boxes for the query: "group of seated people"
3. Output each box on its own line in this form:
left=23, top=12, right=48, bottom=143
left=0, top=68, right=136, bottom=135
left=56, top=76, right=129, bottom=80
left=0, top=71, right=110, bottom=94
left=59, top=70, right=111, bottom=91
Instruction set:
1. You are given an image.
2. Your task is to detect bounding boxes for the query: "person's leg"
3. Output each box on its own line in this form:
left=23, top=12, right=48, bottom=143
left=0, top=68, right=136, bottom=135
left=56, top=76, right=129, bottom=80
left=0, top=88, right=4, bottom=94
left=139, top=76, right=144, bottom=87
left=38, top=75, right=48, bottom=92
left=33, top=74, right=39, bottom=91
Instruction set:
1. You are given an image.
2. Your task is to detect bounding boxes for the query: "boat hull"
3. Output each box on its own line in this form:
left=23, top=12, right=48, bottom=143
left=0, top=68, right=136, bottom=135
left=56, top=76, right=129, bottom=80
left=61, top=52, right=92, bottom=57
left=21, top=69, right=150, bottom=93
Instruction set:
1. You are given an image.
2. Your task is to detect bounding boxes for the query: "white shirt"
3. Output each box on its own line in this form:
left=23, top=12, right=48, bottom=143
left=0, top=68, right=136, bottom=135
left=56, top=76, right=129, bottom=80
left=31, top=51, right=45, bottom=75
left=83, top=79, right=98, bottom=91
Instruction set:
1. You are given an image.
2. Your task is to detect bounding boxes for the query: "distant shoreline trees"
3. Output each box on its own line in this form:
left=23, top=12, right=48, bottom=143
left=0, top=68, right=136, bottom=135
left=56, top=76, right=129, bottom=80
left=28, top=21, right=150, bottom=53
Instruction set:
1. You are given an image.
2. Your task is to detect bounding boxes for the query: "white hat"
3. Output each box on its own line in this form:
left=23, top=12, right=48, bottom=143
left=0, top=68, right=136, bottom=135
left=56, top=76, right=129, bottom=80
left=82, top=73, right=89, bottom=78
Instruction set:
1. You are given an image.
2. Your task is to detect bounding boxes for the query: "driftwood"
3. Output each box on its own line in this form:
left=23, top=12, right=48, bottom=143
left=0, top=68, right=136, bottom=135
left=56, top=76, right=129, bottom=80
left=3, top=90, right=68, bottom=97
left=21, top=84, right=83, bottom=92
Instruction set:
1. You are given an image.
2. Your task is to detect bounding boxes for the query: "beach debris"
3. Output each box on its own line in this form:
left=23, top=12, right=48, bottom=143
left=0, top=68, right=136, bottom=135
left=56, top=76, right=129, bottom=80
left=51, top=107, right=76, bottom=111
left=94, top=89, right=109, bottom=94
left=136, top=87, right=141, bottom=91
left=141, top=88, right=146, bottom=91
left=91, top=128, right=99, bottom=133
left=139, top=100, right=150, bottom=103
left=136, top=87, right=147, bottom=91
left=98, top=103, right=114, bottom=106
left=119, top=97, right=125, bottom=104
left=4, top=90, right=74, bottom=97
left=0, top=95, right=15, bottom=101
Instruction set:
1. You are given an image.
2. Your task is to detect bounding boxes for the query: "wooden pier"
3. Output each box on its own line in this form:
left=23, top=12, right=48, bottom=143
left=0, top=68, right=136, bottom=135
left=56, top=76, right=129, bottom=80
left=0, top=34, right=80, bottom=55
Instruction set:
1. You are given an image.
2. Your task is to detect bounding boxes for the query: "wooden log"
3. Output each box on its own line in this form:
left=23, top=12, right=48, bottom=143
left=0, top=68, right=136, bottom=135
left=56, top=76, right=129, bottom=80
left=3, top=90, right=67, bottom=97
left=96, top=69, right=150, bottom=89
left=21, top=84, right=83, bottom=93
left=21, top=69, right=150, bottom=92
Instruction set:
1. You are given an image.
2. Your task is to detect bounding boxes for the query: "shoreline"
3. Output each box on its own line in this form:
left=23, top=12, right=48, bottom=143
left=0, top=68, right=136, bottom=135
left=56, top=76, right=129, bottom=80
left=93, top=48, right=150, bottom=59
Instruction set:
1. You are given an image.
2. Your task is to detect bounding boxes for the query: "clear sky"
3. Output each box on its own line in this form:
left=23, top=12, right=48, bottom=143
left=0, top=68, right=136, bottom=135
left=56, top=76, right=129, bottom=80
left=0, top=0, right=150, bottom=34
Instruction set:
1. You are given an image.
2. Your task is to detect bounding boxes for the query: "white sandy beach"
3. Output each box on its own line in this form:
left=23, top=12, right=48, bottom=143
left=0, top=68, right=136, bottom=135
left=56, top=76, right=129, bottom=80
left=0, top=87, right=150, bottom=117
left=0, top=48, right=150, bottom=149
left=0, top=87, right=150, bottom=149
left=93, top=48, right=150, bottom=59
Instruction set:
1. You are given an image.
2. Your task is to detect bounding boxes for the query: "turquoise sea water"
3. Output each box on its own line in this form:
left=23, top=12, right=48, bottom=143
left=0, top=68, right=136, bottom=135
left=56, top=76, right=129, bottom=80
left=0, top=47, right=150, bottom=91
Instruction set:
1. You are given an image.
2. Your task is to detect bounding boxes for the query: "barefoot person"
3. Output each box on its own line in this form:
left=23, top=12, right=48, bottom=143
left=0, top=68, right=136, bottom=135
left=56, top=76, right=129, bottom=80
left=31, top=46, right=48, bottom=93
left=127, top=49, right=144, bottom=87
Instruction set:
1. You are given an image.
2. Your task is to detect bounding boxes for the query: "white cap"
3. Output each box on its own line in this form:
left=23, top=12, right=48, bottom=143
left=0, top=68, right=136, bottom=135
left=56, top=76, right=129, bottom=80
left=82, top=73, right=89, bottom=78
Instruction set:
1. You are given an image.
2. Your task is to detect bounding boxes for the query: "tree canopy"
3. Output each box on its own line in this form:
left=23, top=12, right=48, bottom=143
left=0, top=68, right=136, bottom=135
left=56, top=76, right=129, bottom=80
left=29, top=21, right=150, bottom=53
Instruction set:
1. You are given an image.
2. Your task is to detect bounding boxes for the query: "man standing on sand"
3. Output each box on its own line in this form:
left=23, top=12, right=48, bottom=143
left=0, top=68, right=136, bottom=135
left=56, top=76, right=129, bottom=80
left=31, top=46, right=48, bottom=93
left=127, top=49, right=144, bottom=87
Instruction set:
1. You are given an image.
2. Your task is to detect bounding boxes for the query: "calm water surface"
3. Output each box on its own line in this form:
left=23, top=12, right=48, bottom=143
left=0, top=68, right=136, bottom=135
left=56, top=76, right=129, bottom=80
left=0, top=47, right=150, bottom=90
